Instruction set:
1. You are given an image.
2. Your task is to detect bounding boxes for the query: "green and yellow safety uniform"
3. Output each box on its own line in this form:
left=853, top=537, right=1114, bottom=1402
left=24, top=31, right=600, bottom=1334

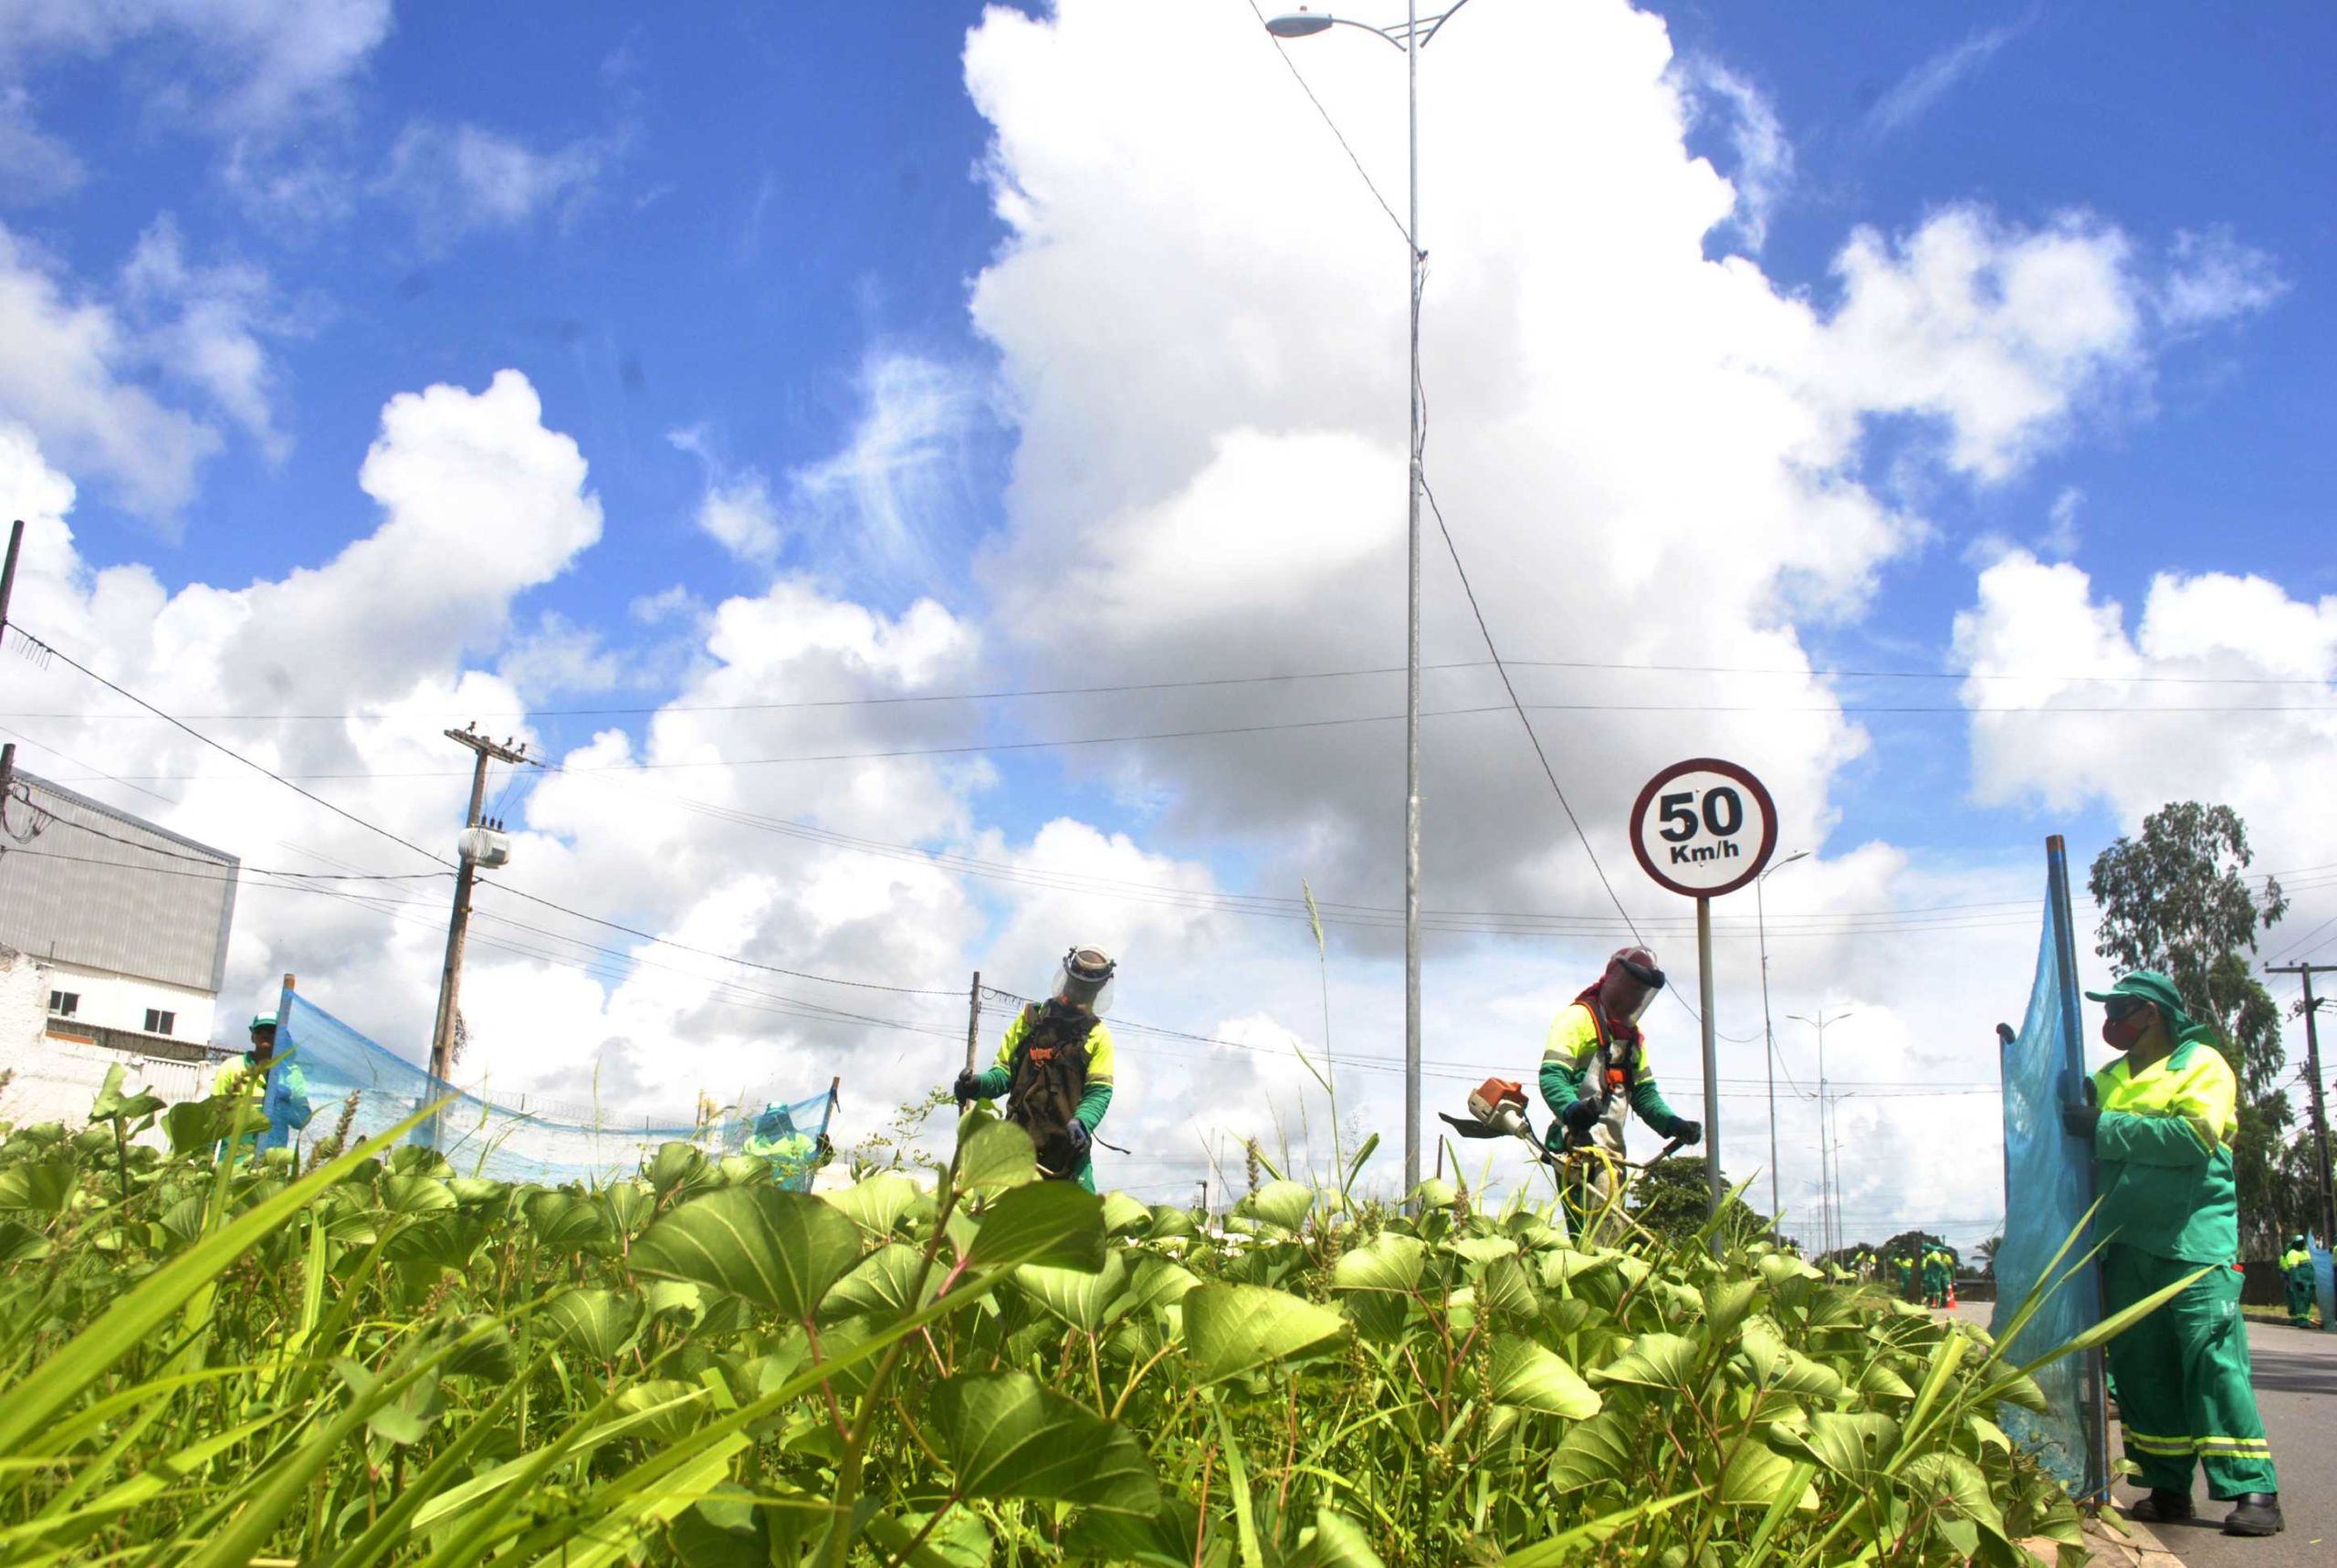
left=1539, top=998, right=1693, bottom=1234
left=2091, top=1022, right=2277, bottom=1499
left=742, top=1126, right=826, bottom=1190
left=968, top=1011, right=1116, bottom=1192
left=213, top=1053, right=312, bottom=1155
left=2281, top=1244, right=2316, bottom=1329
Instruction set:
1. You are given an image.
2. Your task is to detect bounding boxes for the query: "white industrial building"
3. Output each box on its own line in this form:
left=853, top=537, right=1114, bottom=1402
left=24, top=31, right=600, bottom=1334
left=0, top=770, right=239, bottom=1122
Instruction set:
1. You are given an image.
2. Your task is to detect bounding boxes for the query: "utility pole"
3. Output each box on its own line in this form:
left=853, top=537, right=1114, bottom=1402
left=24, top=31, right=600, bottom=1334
left=2269, top=962, right=2336, bottom=1245
left=0, top=521, right=22, bottom=809
left=428, top=726, right=528, bottom=1086
left=1756, top=851, right=1808, bottom=1237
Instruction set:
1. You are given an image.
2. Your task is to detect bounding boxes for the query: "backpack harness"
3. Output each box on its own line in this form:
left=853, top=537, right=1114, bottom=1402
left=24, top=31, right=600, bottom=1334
left=1007, top=1002, right=1097, bottom=1179
left=1558, top=987, right=1640, bottom=1152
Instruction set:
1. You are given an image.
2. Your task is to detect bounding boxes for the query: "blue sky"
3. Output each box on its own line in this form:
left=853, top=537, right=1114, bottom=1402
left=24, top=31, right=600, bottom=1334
left=3, top=0, right=2331, bottom=1233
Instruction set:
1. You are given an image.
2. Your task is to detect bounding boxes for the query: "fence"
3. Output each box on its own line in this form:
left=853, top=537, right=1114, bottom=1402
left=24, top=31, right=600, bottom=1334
left=276, top=988, right=835, bottom=1189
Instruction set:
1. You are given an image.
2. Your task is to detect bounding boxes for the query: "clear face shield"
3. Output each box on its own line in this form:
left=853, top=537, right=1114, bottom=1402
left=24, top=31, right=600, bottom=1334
left=1050, top=946, right=1117, bottom=1017
left=1601, top=948, right=1665, bottom=1023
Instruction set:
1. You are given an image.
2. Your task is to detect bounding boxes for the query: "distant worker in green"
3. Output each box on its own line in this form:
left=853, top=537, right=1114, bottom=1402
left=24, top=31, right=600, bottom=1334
left=213, top=1012, right=312, bottom=1155
left=2280, top=1235, right=2315, bottom=1330
left=1540, top=947, right=1701, bottom=1230
left=2062, top=970, right=2281, bottom=1537
left=956, top=947, right=1118, bottom=1192
left=741, top=1104, right=832, bottom=1191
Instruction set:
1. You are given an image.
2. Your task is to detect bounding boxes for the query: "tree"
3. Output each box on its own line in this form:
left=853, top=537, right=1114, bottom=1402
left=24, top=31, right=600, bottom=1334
left=1623, top=1156, right=1766, bottom=1249
left=1975, top=1234, right=2002, bottom=1279
left=2089, top=801, right=2290, bottom=1254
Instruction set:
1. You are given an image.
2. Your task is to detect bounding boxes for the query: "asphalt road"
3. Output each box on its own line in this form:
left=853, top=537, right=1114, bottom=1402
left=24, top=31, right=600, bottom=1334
left=2113, top=1315, right=2334, bottom=1566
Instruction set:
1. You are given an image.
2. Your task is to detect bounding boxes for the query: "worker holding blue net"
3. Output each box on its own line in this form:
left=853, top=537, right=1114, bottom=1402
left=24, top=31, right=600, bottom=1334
left=740, top=1103, right=833, bottom=1191
left=213, top=1012, right=312, bottom=1156
left=2061, top=970, right=2282, bottom=1538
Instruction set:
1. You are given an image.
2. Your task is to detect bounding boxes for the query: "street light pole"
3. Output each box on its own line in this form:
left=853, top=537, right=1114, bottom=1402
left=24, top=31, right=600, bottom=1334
left=1755, top=851, right=1808, bottom=1238
left=1264, top=3, right=1472, bottom=1200
left=1790, top=1008, right=1852, bottom=1257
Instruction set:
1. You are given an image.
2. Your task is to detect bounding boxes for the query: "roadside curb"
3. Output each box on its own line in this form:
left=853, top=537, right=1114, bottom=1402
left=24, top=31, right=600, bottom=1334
left=2078, top=1510, right=2185, bottom=1566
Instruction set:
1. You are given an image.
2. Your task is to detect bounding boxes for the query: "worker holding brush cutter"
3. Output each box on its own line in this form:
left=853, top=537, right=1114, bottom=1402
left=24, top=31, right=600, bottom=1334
left=1539, top=947, right=1702, bottom=1237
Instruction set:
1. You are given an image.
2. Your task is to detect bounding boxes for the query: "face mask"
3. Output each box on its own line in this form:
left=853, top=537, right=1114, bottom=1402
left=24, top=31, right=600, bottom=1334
left=2101, top=1009, right=2150, bottom=1051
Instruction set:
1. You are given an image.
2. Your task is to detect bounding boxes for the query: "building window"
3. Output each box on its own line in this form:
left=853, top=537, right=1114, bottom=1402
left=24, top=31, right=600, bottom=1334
left=143, top=1009, right=176, bottom=1036
left=48, top=991, right=79, bottom=1018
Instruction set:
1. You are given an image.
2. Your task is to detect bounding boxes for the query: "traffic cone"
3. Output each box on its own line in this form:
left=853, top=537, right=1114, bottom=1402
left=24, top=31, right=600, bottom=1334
left=1947, top=1281, right=1957, bottom=1309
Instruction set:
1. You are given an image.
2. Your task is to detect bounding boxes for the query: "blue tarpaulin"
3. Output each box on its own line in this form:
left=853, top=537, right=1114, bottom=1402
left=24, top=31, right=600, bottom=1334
left=1990, top=840, right=2108, bottom=1500
left=2315, top=1239, right=2334, bottom=1333
left=276, top=988, right=834, bottom=1188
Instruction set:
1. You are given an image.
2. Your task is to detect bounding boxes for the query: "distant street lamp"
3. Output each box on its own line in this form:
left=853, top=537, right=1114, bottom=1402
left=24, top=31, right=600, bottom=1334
left=1788, top=1008, right=1852, bottom=1257
left=1755, top=850, right=1808, bottom=1236
left=1262, top=3, right=1475, bottom=1199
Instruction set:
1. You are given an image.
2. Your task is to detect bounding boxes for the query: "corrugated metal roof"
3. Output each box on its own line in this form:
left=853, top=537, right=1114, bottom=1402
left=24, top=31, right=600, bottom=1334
left=0, top=771, right=238, bottom=993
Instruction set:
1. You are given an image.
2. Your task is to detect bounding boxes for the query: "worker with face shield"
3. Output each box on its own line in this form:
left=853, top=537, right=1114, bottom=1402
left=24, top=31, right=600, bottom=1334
left=1539, top=947, right=1703, bottom=1231
left=954, top=947, right=1119, bottom=1192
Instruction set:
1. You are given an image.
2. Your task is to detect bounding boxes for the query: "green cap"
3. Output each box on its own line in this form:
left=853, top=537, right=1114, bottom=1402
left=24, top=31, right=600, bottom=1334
left=249, top=1013, right=278, bottom=1032
left=2080, top=970, right=2195, bottom=1032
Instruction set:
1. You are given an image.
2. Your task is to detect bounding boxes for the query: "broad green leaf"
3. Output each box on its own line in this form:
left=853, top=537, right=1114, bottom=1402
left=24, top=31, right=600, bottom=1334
left=824, top=1170, right=922, bottom=1239
left=1182, top=1282, right=1347, bottom=1384
left=820, top=1242, right=933, bottom=1322
left=1241, top=1179, right=1315, bottom=1233
left=1147, top=1204, right=1196, bottom=1239
left=1491, top=1335, right=1600, bottom=1417
left=525, top=1189, right=617, bottom=1253
left=1411, top=1177, right=1459, bottom=1208
left=445, top=1175, right=505, bottom=1206
left=162, top=1099, right=232, bottom=1157
left=930, top=1371, right=1160, bottom=1514
left=1717, top=1436, right=1799, bottom=1508
left=1547, top=1405, right=1637, bottom=1492
left=1503, top=1490, right=1703, bottom=1565
left=862, top=1508, right=995, bottom=1568
left=959, top=1110, right=1037, bottom=1197
left=632, top=1186, right=863, bottom=1320
left=440, top=1315, right=516, bottom=1382
left=614, top=1379, right=710, bottom=1443
left=1736, top=1317, right=1844, bottom=1399
left=1332, top=1231, right=1425, bottom=1294
left=0, top=1218, right=50, bottom=1262
left=601, top=1180, right=656, bottom=1237
left=647, top=1141, right=710, bottom=1197
left=545, top=1288, right=641, bottom=1363
left=1702, top=1279, right=1757, bottom=1341
left=380, top=1174, right=456, bottom=1215
left=1764, top=1410, right=1899, bottom=1485
left=1901, top=1449, right=2006, bottom=1536
left=1591, top=1332, right=1699, bottom=1391
left=1101, top=1190, right=1153, bottom=1235
left=645, top=1280, right=706, bottom=1322
left=962, top=1179, right=1106, bottom=1273
left=1014, top=1250, right=1127, bottom=1333
left=0, top=1159, right=73, bottom=1215
left=1290, top=1508, right=1386, bottom=1568
left=1062, top=1499, right=1210, bottom=1566
left=1447, top=1235, right=1520, bottom=1266
left=1480, top=1254, right=1541, bottom=1319
left=1125, top=1256, right=1202, bottom=1316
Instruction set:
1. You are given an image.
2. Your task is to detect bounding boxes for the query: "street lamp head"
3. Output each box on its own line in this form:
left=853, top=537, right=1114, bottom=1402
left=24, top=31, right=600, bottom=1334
left=1265, top=9, right=1336, bottom=37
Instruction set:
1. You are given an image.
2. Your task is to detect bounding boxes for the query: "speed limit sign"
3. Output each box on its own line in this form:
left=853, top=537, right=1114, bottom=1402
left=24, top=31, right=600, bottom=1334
left=1629, top=758, right=1777, bottom=899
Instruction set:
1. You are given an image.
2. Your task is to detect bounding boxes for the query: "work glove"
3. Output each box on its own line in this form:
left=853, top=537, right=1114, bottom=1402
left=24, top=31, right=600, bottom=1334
left=1066, top=1120, right=1092, bottom=1156
left=952, top=1070, right=980, bottom=1106
left=1560, top=1096, right=1604, bottom=1134
left=2059, top=1103, right=2100, bottom=1140
left=1667, top=1119, right=1703, bottom=1146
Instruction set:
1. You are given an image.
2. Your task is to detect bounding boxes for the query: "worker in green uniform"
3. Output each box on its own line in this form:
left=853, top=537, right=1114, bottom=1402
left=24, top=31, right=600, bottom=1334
left=2280, top=1235, right=2316, bottom=1330
left=212, top=1012, right=312, bottom=1156
left=1923, top=1249, right=1945, bottom=1307
left=740, top=1104, right=832, bottom=1191
left=956, top=947, right=1117, bottom=1192
left=2062, top=970, right=2281, bottom=1537
left=1539, top=946, right=1702, bottom=1236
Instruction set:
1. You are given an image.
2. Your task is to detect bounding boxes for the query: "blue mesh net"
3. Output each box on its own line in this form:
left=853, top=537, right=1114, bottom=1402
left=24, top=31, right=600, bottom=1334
left=2316, top=1239, right=2334, bottom=1333
left=275, top=990, right=835, bottom=1189
left=1989, top=847, right=2107, bottom=1501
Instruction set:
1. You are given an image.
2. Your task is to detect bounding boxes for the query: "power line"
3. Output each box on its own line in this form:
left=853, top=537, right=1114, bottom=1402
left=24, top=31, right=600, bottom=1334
left=1241, top=0, right=1413, bottom=248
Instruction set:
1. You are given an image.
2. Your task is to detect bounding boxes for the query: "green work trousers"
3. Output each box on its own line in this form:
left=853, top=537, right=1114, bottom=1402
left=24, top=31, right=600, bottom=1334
left=2102, top=1245, right=2277, bottom=1499
left=2287, top=1274, right=2316, bottom=1328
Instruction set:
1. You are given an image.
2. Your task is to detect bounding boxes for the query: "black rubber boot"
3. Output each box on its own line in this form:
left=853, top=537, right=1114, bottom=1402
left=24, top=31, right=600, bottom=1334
left=2222, top=1493, right=2284, bottom=1537
left=2127, top=1490, right=2194, bottom=1523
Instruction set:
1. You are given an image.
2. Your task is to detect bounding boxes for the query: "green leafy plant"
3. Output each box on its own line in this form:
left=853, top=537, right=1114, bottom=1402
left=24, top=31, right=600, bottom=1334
left=0, top=1073, right=2153, bottom=1565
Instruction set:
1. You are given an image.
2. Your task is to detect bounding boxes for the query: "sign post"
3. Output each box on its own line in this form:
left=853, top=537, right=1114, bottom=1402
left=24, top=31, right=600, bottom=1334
left=1629, top=758, right=1778, bottom=1222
